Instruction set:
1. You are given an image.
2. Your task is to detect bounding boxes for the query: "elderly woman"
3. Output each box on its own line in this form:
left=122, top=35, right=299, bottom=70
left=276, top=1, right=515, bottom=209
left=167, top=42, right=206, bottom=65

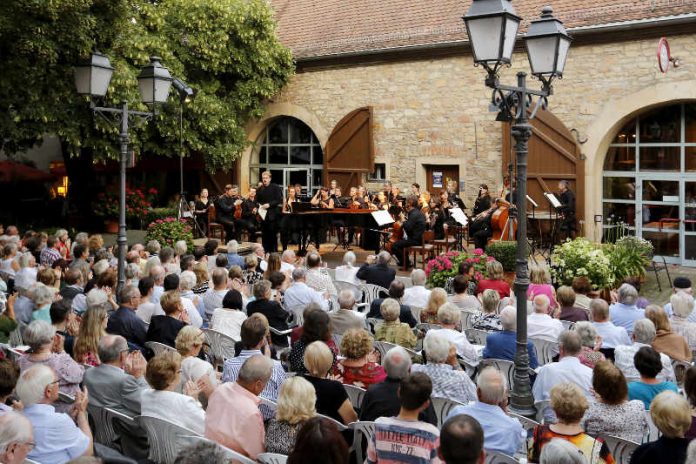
left=73, top=305, right=108, bottom=366
left=301, top=341, right=357, bottom=424
left=289, top=308, right=335, bottom=374
left=265, top=376, right=317, bottom=455
left=30, top=284, right=55, bottom=322
left=631, top=391, right=692, bottom=463
left=609, top=283, right=643, bottom=335
left=614, top=318, right=675, bottom=382
left=572, top=276, right=593, bottom=311
left=448, top=275, right=481, bottom=311
left=175, top=326, right=218, bottom=401
left=581, top=360, right=647, bottom=442
left=247, top=280, right=289, bottom=348
left=472, top=289, right=502, bottom=331
left=335, top=251, right=362, bottom=285
left=19, top=320, right=84, bottom=409
left=421, top=287, right=448, bottom=324
left=574, top=321, right=605, bottom=368
left=14, top=252, right=37, bottom=293
left=670, top=292, right=696, bottom=350
left=141, top=351, right=205, bottom=434
left=337, top=328, right=385, bottom=387
left=645, top=305, right=691, bottom=361
left=375, top=298, right=417, bottom=349
left=476, top=260, right=510, bottom=300
left=146, top=290, right=189, bottom=347
left=429, top=303, right=478, bottom=362
left=210, top=289, right=246, bottom=341
left=557, top=286, right=589, bottom=322
left=528, top=382, right=614, bottom=463
left=242, top=255, right=263, bottom=286
left=87, top=234, right=104, bottom=257
left=179, top=270, right=205, bottom=317
left=627, top=346, right=678, bottom=409
left=528, top=263, right=557, bottom=311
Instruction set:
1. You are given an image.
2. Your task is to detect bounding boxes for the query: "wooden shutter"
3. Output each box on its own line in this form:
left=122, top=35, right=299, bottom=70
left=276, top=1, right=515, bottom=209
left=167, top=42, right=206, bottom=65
left=503, top=108, right=585, bottom=224
left=324, top=107, right=375, bottom=191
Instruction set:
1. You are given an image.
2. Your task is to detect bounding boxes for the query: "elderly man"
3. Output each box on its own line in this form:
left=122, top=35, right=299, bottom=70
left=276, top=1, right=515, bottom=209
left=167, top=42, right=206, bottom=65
left=279, top=249, right=297, bottom=273
left=225, top=240, right=246, bottom=269
left=483, top=306, right=539, bottom=369
left=16, top=365, right=93, bottom=463
left=590, top=298, right=631, bottom=348
left=411, top=331, right=477, bottom=404
left=614, top=318, right=675, bottom=382
left=221, top=314, right=286, bottom=419
left=202, top=268, right=229, bottom=321
left=532, top=331, right=593, bottom=421
left=0, top=412, right=34, bottom=464
left=670, top=291, right=696, bottom=349
left=283, top=267, right=329, bottom=312
left=356, top=251, right=396, bottom=289
left=106, top=285, right=148, bottom=349
left=206, top=355, right=272, bottom=460
left=438, top=414, right=486, bottom=464
left=159, top=247, right=179, bottom=276
left=663, top=276, right=692, bottom=318
left=429, top=303, right=478, bottom=362
left=359, top=346, right=437, bottom=425
left=179, top=270, right=206, bottom=320
left=250, top=243, right=268, bottom=271
left=446, top=366, right=524, bottom=456
left=527, top=294, right=564, bottom=341
left=39, top=236, right=62, bottom=268
left=367, top=280, right=418, bottom=327
left=83, top=335, right=149, bottom=459
left=609, top=283, right=645, bottom=335
left=163, top=274, right=204, bottom=328
left=402, top=269, right=431, bottom=308
left=330, top=290, right=366, bottom=335
left=149, top=264, right=166, bottom=304
left=304, top=252, right=337, bottom=297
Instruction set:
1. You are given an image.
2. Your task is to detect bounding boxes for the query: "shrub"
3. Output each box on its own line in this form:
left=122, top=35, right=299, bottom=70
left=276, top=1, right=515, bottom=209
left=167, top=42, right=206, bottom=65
left=551, top=238, right=614, bottom=290
left=144, top=207, right=179, bottom=225
left=145, top=217, right=193, bottom=252
left=485, top=241, right=517, bottom=272
left=425, top=249, right=493, bottom=289
left=606, top=235, right=653, bottom=281
left=94, top=186, right=157, bottom=219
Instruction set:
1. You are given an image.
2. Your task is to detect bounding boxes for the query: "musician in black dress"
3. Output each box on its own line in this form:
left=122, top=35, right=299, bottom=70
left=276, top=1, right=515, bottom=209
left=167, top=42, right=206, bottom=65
left=558, top=180, right=577, bottom=239
left=236, top=186, right=260, bottom=240
left=392, top=195, right=426, bottom=269
left=193, top=188, right=211, bottom=237
left=281, top=185, right=301, bottom=250
left=427, top=199, right=446, bottom=240
left=469, top=200, right=499, bottom=250
left=215, top=184, right=237, bottom=241
left=446, top=180, right=466, bottom=210
left=472, top=184, right=492, bottom=216
left=256, top=171, right=284, bottom=253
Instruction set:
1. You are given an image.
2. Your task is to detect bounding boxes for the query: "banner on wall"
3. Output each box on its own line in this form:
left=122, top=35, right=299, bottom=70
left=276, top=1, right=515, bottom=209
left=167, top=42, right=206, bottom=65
left=433, top=171, right=443, bottom=188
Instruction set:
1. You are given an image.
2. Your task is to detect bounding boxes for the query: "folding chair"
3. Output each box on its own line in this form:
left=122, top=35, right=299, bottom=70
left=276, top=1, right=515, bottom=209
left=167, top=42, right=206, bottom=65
left=479, top=358, right=515, bottom=391
left=361, top=284, right=389, bottom=307
left=430, top=396, right=466, bottom=428
left=529, top=338, right=559, bottom=366
left=485, top=451, right=519, bottom=463
left=333, top=280, right=363, bottom=301
left=464, top=328, right=490, bottom=345
left=88, top=404, right=137, bottom=450
left=351, top=421, right=376, bottom=464
left=561, top=320, right=576, bottom=331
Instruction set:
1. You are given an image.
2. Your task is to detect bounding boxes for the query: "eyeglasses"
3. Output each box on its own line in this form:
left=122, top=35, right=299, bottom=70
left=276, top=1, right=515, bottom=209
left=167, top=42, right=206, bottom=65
left=17, top=441, right=35, bottom=451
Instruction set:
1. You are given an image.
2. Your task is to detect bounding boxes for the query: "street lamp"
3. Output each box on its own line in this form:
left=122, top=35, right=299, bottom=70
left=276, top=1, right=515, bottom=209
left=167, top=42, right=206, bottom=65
left=75, top=53, right=173, bottom=295
left=172, top=78, right=196, bottom=220
left=463, top=1, right=571, bottom=417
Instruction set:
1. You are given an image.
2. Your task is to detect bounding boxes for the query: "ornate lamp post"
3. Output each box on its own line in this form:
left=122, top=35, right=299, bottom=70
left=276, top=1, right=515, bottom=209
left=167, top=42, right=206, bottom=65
left=75, top=53, right=173, bottom=295
left=463, top=1, right=571, bottom=416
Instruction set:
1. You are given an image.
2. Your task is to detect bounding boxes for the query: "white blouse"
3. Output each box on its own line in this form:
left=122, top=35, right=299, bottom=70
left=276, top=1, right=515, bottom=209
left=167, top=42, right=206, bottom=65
left=140, top=389, right=206, bottom=435
left=210, top=308, right=247, bottom=341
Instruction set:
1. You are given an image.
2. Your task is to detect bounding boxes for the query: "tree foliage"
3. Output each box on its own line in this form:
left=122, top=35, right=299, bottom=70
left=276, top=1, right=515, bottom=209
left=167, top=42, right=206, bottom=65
left=0, top=0, right=294, bottom=172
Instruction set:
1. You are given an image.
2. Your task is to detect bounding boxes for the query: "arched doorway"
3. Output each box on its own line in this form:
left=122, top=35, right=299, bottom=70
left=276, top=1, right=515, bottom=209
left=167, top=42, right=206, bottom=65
left=602, top=102, right=696, bottom=264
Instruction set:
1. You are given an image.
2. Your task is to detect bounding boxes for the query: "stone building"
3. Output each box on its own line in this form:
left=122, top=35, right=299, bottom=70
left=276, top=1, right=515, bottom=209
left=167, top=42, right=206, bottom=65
left=237, top=0, right=696, bottom=265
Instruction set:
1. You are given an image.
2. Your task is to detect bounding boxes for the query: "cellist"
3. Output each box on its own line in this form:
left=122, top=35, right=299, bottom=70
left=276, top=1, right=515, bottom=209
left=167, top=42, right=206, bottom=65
left=468, top=199, right=500, bottom=250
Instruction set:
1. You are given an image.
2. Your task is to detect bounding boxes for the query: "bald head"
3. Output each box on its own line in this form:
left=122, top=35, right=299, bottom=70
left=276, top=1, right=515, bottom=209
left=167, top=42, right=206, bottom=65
left=98, top=335, right=128, bottom=364
left=533, top=294, right=550, bottom=314
left=237, top=355, right=272, bottom=395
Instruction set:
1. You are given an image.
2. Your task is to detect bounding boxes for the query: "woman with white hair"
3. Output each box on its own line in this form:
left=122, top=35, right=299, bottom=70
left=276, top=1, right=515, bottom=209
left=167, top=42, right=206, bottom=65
left=609, top=283, right=643, bottom=335
left=0, top=411, right=34, bottom=464
left=18, top=320, right=84, bottom=410
left=265, top=376, right=317, bottom=455
left=0, top=243, right=20, bottom=278
left=54, top=229, right=71, bottom=259
left=539, top=438, right=588, bottom=464
left=30, top=284, right=56, bottom=322
left=472, top=289, right=502, bottom=331
left=630, top=391, right=691, bottom=463
left=428, top=303, right=478, bottom=362
left=574, top=321, right=605, bottom=369
left=14, top=252, right=37, bottom=292
left=179, top=270, right=205, bottom=317
left=670, top=292, right=696, bottom=350
left=335, top=251, right=362, bottom=285
left=175, top=326, right=218, bottom=402
left=375, top=298, right=417, bottom=349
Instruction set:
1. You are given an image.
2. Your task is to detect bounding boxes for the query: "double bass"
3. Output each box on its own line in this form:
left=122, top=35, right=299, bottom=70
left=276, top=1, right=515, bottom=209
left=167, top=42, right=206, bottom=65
left=490, top=199, right=518, bottom=242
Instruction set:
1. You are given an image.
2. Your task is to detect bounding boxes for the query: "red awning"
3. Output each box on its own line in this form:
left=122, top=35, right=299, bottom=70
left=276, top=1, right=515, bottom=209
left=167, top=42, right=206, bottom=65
left=0, top=161, right=56, bottom=183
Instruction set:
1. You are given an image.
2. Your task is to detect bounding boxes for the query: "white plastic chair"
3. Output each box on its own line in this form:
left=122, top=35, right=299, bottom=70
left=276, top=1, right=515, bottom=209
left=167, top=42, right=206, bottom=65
left=361, top=284, right=388, bottom=307
left=144, top=341, right=177, bottom=357
left=180, top=435, right=256, bottom=464
left=373, top=341, right=419, bottom=361
left=601, top=434, right=640, bottom=464
left=343, top=384, right=366, bottom=410
left=459, top=310, right=478, bottom=331
left=350, top=420, right=376, bottom=464
left=257, top=453, right=288, bottom=464
left=534, top=399, right=551, bottom=424
left=479, top=358, right=515, bottom=391
left=317, top=413, right=348, bottom=431
left=561, top=320, right=576, bottom=331
left=410, top=306, right=423, bottom=323
left=485, top=451, right=519, bottom=463
left=643, top=410, right=661, bottom=443
left=333, top=280, right=363, bottom=301
left=430, top=396, right=466, bottom=428
left=529, top=338, right=559, bottom=366
left=202, top=328, right=237, bottom=366
left=464, top=328, right=490, bottom=345
left=671, top=358, right=692, bottom=388
left=137, top=416, right=202, bottom=464
left=88, top=404, right=137, bottom=449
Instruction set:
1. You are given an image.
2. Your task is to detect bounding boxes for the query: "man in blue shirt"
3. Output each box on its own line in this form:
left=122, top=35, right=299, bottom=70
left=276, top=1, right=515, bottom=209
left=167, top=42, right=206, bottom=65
left=446, top=366, right=525, bottom=457
left=483, top=306, right=538, bottom=369
left=609, top=283, right=644, bottom=335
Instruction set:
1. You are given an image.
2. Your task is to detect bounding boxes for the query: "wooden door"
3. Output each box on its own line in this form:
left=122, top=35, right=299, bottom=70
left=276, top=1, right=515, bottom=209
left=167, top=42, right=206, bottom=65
left=324, top=107, right=375, bottom=191
left=426, top=165, right=459, bottom=195
left=502, top=108, right=584, bottom=224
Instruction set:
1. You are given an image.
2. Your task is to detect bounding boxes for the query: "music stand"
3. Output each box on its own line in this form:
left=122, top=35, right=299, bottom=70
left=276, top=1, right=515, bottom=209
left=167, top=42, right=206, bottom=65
left=543, top=192, right=562, bottom=253
left=449, top=208, right=468, bottom=251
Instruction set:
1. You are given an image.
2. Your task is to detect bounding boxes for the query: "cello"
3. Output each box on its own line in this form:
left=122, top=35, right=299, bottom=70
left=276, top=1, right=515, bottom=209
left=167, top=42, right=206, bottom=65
left=490, top=199, right=518, bottom=242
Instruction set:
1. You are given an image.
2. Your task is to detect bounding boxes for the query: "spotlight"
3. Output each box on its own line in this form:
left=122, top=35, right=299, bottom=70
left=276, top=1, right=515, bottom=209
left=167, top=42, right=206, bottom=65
left=172, top=77, right=195, bottom=103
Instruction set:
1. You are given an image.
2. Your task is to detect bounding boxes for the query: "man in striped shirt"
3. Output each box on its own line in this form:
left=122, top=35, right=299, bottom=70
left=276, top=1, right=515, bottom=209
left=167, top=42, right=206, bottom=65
left=366, top=372, right=441, bottom=464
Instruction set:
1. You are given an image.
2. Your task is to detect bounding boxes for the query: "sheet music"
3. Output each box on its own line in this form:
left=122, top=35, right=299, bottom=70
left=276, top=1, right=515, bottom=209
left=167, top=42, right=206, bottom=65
left=258, top=206, right=268, bottom=221
left=449, top=207, right=468, bottom=226
left=371, top=210, right=394, bottom=226
left=544, top=192, right=562, bottom=209
left=526, top=195, right=539, bottom=208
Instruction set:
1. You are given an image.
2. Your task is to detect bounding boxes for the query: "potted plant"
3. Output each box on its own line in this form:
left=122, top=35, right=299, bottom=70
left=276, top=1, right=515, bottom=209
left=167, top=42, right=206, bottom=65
left=485, top=240, right=517, bottom=282
left=145, top=217, right=194, bottom=251
left=425, top=248, right=493, bottom=289
left=551, top=238, right=615, bottom=290
left=93, top=186, right=157, bottom=232
left=93, top=191, right=120, bottom=233
left=605, top=235, right=654, bottom=283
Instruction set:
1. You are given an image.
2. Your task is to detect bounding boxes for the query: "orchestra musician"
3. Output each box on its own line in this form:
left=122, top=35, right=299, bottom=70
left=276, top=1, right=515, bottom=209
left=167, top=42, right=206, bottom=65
left=311, top=187, right=334, bottom=209
left=215, top=184, right=237, bottom=241
left=468, top=199, right=501, bottom=250
left=410, top=183, right=421, bottom=197
left=472, top=184, right=492, bottom=216
left=194, top=188, right=211, bottom=237
left=256, top=170, right=284, bottom=253
left=392, top=195, right=426, bottom=269
left=329, top=179, right=339, bottom=197
left=236, top=186, right=260, bottom=240
left=281, top=186, right=300, bottom=249
left=558, top=180, right=577, bottom=239
left=331, top=186, right=344, bottom=208
left=446, top=180, right=466, bottom=210
left=357, top=185, right=370, bottom=206
left=427, top=198, right=445, bottom=240
left=372, top=191, right=390, bottom=211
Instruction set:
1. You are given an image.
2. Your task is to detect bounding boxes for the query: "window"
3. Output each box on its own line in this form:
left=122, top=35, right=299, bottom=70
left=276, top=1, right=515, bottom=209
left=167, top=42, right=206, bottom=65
left=368, top=163, right=386, bottom=181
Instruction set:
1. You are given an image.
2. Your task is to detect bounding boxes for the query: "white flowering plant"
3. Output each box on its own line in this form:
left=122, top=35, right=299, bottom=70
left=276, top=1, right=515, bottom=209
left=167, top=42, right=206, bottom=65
left=605, top=235, right=653, bottom=282
left=551, top=238, right=615, bottom=290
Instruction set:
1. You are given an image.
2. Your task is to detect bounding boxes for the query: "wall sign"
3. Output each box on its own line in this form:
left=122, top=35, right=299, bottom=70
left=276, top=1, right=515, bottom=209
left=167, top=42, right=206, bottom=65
left=433, top=171, right=443, bottom=188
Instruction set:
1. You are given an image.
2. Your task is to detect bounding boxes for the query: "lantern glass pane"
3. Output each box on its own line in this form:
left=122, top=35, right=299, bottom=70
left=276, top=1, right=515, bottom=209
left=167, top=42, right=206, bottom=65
left=526, top=36, right=557, bottom=75
left=467, top=16, right=504, bottom=62
left=138, top=77, right=155, bottom=104
left=556, top=36, right=570, bottom=74
left=154, top=79, right=173, bottom=104
left=92, top=67, right=113, bottom=97
left=74, top=67, right=91, bottom=95
left=501, top=17, right=520, bottom=61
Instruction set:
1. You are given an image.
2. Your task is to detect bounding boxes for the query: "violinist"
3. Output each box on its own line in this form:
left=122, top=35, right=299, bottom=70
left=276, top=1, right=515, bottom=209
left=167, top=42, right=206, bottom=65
left=311, top=187, right=334, bottom=209
left=428, top=198, right=446, bottom=240
left=293, top=183, right=307, bottom=202
left=446, top=180, right=466, bottom=210
left=330, top=186, right=344, bottom=208
left=236, top=186, right=260, bottom=240
left=215, top=184, right=237, bottom=241
left=372, top=191, right=390, bottom=211
left=418, top=191, right=431, bottom=213
left=194, top=188, right=212, bottom=237
left=473, top=184, right=492, bottom=216
left=469, top=199, right=501, bottom=250
left=392, top=195, right=426, bottom=269
left=283, top=185, right=298, bottom=213
left=357, top=185, right=371, bottom=206
left=329, top=179, right=339, bottom=197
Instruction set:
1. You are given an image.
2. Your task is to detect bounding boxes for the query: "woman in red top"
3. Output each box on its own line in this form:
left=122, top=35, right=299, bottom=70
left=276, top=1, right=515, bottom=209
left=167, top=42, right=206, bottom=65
left=476, top=260, right=511, bottom=300
left=337, top=328, right=386, bottom=388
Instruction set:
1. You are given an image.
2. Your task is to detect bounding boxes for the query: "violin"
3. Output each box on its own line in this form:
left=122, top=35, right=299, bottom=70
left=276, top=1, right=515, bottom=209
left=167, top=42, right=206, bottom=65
left=233, top=200, right=242, bottom=220
left=385, top=221, right=403, bottom=253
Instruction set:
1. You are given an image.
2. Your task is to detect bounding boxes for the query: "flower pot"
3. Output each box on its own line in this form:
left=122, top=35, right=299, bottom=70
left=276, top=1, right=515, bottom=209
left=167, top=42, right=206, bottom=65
left=104, top=220, right=119, bottom=234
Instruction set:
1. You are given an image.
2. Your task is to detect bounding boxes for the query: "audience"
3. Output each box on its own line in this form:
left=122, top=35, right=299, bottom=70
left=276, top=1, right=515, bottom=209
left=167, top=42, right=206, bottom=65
left=556, top=286, right=589, bottom=322
left=329, top=290, right=366, bottom=335
left=663, top=276, right=693, bottom=318
left=429, top=303, right=478, bottom=362
left=289, top=309, right=336, bottom=374
left=645, top=304, right=691, bottom=361
left=627, top=346, right=678, bottom=409
left=483, top=306, right=538, bottom=368
left=337, top=328, right=386, bottom=387
left=283, top=267, right=329, bottom=313
left=106, top=285, right=147, bottom=350
left=590, top=298, right=630, bottom=349
left=402, top=269, right=431, bottom=308
left=374, top=298, right=417, bottom=349
left=265, top=376, right=316, bottom=455
left=476, top=260, right=510, bottom=300
left=528, top=263, right=558, bottom=311
left=175, top=326, right=218, bottom=401
left=305, top=253, right=337, bottom=297
left=246, top=280, right=290, bottom=347
left=446, top=366, right=525, bottom=456
left=630, top=391, right=691, bottom=463
left=135, top=277, right=158, bottom=323
left=572, top=276, right=593, bottom=312
left=438, top=414, right=486, bottom=464
left=539, top=438, right=587, bottom=464
left=471, top=289, right=502, bottom=331
left=614, top=318, right=675, bottom=382
left=174, top=440, right=227, bottom=464
left=334, top=251, right=361, bottom=285
left=355, top=251, right=395, bottom=289
left=0, top=411, right=34, bottom=464
left=74, top=304, right=109, bottom=366
left=202, top=268, right=229, bottom=321
left=206, top=355, right=271, bottom=459
left=609, top=283, right=644, bottom=335
left=287, top=416, right=349, bottom=464
left=421, top=287, right=448, bottom=324
left=527, top=294, right=564, bottom=341
left=146, top=290, right=189, bottom=347
left=685, top=367, right=696, bottom=439
left=449, top=274, right=482, bottom=311
left=50, top=299, right=76, bottom=356
left=209, top=289, right=246, bottom=341
left=574, top=321, right=606, bottom=368
left=367, top=280, right=417, bottom=327
left=0, top=358, right=20, bottom=412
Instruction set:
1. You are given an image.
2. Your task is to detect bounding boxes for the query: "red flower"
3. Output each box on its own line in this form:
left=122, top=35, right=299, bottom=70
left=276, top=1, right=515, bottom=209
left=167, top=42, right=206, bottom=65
left=148, top=188, right=157, bottom=195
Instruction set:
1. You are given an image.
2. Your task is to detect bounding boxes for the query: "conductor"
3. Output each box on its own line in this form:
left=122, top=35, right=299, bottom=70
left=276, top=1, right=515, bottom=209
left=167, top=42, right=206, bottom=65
left=256, top=171, right=284, bottom=252
left=558, top=180, right=576, bottom=239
